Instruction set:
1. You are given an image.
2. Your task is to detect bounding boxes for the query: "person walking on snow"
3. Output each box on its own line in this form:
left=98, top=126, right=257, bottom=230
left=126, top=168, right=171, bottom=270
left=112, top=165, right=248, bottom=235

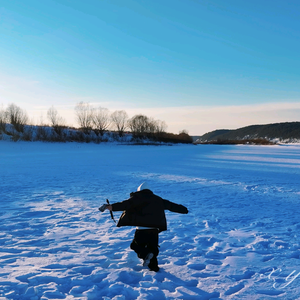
left=100, top=182, right=188, bottom=272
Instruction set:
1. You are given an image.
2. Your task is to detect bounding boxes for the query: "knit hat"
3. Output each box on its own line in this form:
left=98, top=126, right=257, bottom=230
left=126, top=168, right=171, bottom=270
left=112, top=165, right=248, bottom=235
left=137, top=182, right=150, bottom=191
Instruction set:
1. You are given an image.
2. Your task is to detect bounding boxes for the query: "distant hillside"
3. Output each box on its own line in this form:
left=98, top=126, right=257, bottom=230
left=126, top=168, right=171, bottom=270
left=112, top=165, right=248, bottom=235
left=196, top=122, right=300, bottom=143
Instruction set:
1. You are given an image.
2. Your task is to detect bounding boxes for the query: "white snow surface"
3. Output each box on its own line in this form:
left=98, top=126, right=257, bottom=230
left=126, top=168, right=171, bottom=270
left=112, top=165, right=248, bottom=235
left=1, top=141, right=300, bottom=300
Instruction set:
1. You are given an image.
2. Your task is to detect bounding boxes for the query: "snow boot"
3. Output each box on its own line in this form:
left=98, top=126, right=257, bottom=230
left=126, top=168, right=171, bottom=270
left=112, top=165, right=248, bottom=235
left=148, top=256, right=159, bottom=272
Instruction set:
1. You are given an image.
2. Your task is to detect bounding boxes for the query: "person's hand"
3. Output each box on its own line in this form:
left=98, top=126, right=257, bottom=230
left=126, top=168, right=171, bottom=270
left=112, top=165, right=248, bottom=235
left=99, top=204, right=108, bottom=212
left=107, top=205, right=112, bottom=211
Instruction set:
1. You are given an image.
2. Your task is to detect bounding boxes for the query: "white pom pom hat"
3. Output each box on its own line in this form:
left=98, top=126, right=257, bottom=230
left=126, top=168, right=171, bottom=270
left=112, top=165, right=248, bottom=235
left=137, top=182, right=150, bottom=191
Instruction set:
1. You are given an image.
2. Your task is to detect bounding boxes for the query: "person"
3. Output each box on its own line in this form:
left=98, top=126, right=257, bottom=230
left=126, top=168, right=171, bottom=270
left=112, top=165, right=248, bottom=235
left=100, top=182, right=188, bottom=272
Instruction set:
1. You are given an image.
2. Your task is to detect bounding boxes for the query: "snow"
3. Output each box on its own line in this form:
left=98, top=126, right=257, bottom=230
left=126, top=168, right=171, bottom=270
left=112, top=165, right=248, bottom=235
left=1, top=141, right=300, bottom=299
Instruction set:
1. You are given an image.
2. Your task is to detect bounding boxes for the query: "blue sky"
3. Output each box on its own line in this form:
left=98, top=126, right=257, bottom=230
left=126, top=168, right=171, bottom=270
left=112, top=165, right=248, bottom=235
left=1, top=0, right=300, bottom=134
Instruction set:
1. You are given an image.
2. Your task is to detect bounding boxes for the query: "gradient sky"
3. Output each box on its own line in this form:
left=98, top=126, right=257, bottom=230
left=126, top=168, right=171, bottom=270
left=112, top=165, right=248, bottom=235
left=1, top=0, right=300, bottom=135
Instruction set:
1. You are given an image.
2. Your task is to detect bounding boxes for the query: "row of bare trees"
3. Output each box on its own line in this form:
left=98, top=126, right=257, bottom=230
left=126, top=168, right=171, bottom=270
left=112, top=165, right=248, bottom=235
left=74, top=102, right=167, bottom=138
left=0, top=102, right=167, bottom=137
left=0, top=102, right=192, bottom=143
left=74, top=102, right=128, bottom=137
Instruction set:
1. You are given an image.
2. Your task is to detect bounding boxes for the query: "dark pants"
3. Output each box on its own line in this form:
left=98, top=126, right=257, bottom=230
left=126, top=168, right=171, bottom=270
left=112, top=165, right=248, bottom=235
left=130, top=229, right=159, bottom=268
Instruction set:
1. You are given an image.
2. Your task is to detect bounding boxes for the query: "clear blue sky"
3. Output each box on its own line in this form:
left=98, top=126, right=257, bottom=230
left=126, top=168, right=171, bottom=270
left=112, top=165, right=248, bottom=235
left=1, top=0, right=300, bottom=134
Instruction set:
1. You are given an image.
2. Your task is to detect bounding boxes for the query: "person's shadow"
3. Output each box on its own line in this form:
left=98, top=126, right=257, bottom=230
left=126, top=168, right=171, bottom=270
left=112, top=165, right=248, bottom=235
left=151, top=268, right=221, bottom=300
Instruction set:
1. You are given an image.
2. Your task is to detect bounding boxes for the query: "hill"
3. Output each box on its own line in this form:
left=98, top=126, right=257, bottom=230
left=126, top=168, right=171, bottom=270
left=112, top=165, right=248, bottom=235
left=196, top=122, right=300, bottom=144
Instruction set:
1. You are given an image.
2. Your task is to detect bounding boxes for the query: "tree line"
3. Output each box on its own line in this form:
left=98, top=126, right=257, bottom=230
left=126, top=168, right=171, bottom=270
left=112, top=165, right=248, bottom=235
left=0, top=102, right=193, bottom=144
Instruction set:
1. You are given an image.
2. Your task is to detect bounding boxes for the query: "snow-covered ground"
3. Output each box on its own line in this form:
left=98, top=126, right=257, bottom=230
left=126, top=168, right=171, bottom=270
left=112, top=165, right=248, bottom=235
left=1, top=141, right=300, bottom=300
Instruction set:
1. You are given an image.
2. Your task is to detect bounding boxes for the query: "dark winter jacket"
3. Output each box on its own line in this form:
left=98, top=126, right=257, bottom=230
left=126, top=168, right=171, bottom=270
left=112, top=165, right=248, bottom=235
left=111, top=189, right=188, bottom=232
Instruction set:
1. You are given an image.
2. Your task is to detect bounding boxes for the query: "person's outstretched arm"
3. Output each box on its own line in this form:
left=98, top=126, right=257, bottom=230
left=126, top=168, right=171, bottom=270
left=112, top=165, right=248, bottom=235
left=163, top=199, right=188, bottom=214
left=109, top=198, right=134, bottom=211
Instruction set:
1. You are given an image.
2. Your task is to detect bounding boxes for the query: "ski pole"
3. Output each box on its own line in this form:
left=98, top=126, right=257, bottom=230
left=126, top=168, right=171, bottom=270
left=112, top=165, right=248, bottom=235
left=106, top=199, right=116, bottom=223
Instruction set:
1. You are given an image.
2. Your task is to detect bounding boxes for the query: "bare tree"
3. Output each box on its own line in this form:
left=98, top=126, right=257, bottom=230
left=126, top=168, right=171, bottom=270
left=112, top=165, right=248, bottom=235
left=0, top=105, right=7, bottom=132
left=111, top=110, right=128, bottom=137
left=6, top=103, right=28, bottom=132
left=179, top=129, right=189, bottom=135
left=128, top=114, right=167, bottom=139
left=178, top=129, right=193, bottom=143
left=93, top=107, right=111, bottom=136
left=155, top=120, right=167, bottom=135
left=75, top=102, right=94, bottom=134
left=47, top=106, right=65, bottom=136
left=128, top=114, right=150, bottom=137
left=148, top=117, right=161, bottom=136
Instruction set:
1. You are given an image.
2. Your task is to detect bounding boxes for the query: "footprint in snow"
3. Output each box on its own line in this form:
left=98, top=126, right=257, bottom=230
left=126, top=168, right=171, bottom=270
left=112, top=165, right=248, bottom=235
left=205, top=259, right=222, bottom=266
left=228, top=270, right=255, bottom=281
left=192, top=272, right=219, bottom=278
left=205, top=251, right=227, bottom=260
left=187, top=263, right=206, bottom=271
left=173, top=258, right=188, bottom=266
left=224, top=282, right=245, bottom=296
